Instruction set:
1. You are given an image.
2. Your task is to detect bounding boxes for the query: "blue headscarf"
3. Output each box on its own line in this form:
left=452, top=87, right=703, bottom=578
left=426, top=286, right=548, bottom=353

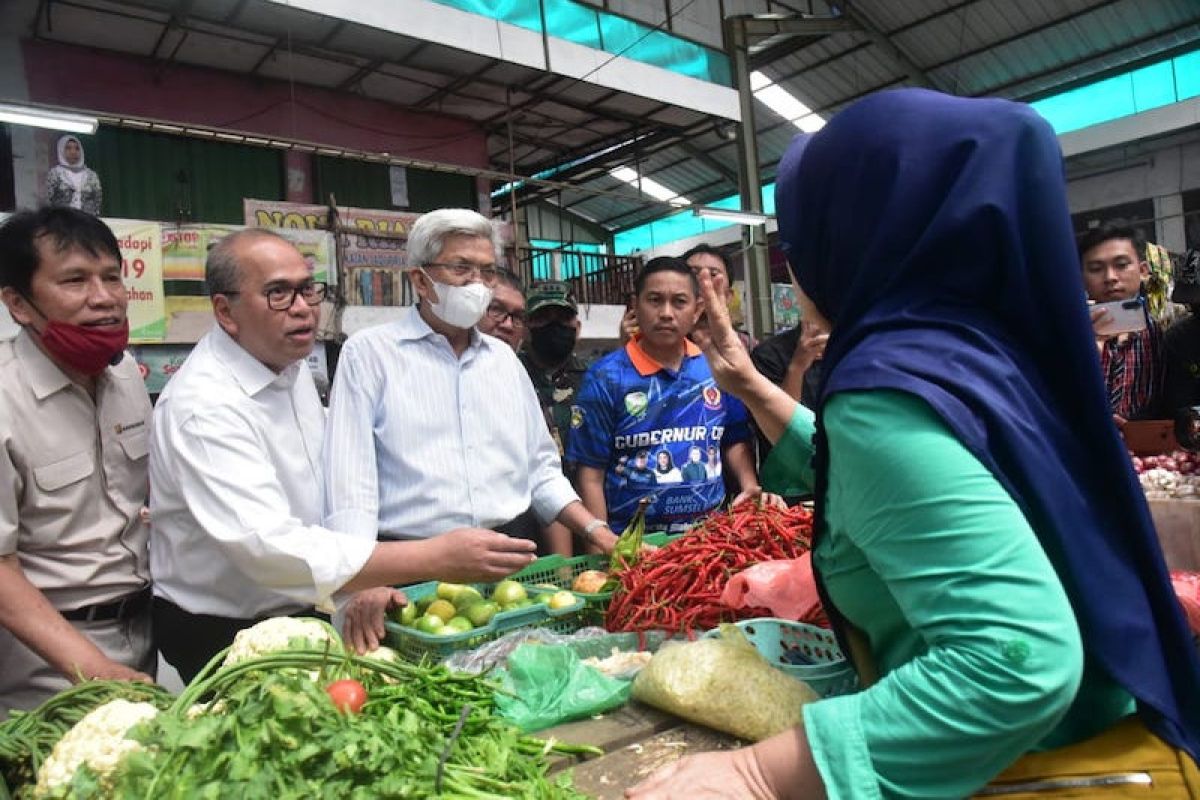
left=778, top=89, right=1200, bottom=760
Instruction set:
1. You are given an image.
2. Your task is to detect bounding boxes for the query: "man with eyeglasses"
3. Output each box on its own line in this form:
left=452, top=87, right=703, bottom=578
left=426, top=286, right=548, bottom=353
left=477, top=270, right=526, bottom=350
left=145, top=229, right=537, bottom=676
left=324, top=209, right=618, bottom=652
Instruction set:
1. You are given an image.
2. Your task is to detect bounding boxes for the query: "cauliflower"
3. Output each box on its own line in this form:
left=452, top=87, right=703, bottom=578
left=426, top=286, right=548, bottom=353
left=222, top=617, right=339, bottom=665
left=362, top=645, right=401, bottom=663
left=362, top=645, right=403, bottom=683
left=34, top=699, right=158, bottom=797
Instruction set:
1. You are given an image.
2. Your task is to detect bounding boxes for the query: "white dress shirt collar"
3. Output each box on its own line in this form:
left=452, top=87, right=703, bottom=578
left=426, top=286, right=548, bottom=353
left=395, top=304, right=487, bottom=353
left=207, top=324, right=301, bottom=396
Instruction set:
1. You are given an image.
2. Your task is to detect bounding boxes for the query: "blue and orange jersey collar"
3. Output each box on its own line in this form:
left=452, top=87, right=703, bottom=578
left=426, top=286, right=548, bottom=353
left=624, top=333, right=702, bottom=377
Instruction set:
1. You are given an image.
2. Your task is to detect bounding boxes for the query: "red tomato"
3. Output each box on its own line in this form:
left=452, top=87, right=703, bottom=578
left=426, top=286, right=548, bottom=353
left=325, top=679, right=367, bottom=714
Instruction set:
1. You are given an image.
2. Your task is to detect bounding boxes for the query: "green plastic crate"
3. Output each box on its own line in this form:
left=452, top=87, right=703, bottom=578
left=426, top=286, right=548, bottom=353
left=513, top=532, right=682, bottom=611
left=384, top=579, right=588, bottom=663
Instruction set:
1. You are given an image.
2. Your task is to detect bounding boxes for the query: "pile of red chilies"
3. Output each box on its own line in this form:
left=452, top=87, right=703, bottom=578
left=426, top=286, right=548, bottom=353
left=605, top=502, right=814, bottom=636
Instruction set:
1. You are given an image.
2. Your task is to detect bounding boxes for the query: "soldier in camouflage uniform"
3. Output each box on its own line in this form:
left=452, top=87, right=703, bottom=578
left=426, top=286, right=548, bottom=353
left=518, top=282, right=588, bottom=474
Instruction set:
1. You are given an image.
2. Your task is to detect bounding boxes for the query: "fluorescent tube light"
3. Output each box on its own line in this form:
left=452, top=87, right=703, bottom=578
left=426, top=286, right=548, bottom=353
left=610, top=166, right=691, bottom=207
left=693, top=206, right=771, bottom=225
left=0, top=103, right=98, bottom=134
left=749, top=71, right=825, bottom=133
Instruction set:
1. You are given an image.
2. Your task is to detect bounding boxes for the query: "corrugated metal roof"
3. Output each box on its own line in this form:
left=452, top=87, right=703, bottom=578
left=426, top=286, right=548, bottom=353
left=7, top=0, right=1198, bottom=234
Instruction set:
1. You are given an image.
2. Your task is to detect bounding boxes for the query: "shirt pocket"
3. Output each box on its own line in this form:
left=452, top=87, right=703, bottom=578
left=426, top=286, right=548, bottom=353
left=33, top=451, right=95, bottom=492
left=118, top=432, right=149, bottom=461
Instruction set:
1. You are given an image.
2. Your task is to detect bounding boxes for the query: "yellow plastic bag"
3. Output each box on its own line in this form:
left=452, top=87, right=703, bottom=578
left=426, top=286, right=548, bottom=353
left=631, top=625, right=819, bottom=741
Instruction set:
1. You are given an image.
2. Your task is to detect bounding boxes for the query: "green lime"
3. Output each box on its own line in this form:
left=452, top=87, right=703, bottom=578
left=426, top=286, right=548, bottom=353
left=390, top=603, right=418, bottom=626
left=426, top=599, right=457, bottom=623
left=492, top=580, right=527, bottom=606
left=413, top=614, right=445, bottom=634
left=452, top=586, right=484, bottom=610
left=463, top=601, right=498, bottom=627
left=436, top=582, right=468, bottom=602
left=444, top=616, right=473, bottom=633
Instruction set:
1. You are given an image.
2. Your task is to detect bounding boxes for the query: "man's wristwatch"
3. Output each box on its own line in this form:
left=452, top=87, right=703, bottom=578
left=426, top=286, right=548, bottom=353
left=583, top=519, right=612, bottom=543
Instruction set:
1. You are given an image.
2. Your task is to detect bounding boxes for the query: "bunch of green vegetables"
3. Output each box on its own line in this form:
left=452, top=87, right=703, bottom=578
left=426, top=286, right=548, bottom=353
left=0, top=680, right=173, bottom=796
left=6, top=643, right=599, bottom=799
left=599, top=498, right=649, bottom=594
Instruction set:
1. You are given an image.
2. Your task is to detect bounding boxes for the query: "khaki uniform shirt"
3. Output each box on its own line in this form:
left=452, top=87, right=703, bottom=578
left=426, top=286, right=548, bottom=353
left=0, top=330, right=151, bottom=610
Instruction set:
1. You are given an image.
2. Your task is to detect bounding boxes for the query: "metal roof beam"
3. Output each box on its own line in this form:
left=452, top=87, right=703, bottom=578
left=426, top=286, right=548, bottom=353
left=678, top=140, right=738, bottom=184
left=747, top=33, right=828, bottom=70
left=335, top=58, right=382, bottom=92
left=737, top=15, right=857, bottom=39
left=413, top=60, right=500, bottom=109
left=835, top=1, right=934, bottom=88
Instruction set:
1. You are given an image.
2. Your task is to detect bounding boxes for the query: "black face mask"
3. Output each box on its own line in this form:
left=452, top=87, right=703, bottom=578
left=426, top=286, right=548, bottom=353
left=529, top=321, right=577, bottom=364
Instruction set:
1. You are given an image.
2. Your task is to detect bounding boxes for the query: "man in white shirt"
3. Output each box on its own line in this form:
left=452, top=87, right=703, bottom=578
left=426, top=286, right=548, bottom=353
left=150, top=229, right=540, bottom=678
left=324, top=209, right=618, bottom=650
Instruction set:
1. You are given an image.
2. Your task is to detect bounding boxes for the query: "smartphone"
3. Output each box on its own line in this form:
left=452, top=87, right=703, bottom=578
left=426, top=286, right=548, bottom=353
left=1091, top=298, right=1147, bottom=337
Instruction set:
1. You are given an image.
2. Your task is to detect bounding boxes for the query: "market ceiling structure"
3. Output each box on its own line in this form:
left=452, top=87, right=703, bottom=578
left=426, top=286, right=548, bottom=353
left=9, top=0, right=1200, bottom=236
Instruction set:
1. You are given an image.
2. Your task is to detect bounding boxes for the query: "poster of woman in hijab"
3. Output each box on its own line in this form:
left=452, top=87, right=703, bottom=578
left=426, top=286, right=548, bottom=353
left=46, top=135, right=102, bottom=215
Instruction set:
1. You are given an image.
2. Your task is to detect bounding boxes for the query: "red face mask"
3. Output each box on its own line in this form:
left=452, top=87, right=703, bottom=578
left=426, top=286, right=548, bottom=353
left=38, top=319, right=130, bottom=376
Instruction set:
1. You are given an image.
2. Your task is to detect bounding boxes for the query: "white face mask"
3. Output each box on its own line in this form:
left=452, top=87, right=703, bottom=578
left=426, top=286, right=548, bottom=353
left=421, top=270, right=493, bottom=329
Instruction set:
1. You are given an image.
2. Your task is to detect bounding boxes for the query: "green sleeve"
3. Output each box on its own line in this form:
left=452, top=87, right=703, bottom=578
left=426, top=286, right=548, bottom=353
left=759, top=404, right=816, bottom=496
left=802, top=391, right=1087, bottom=800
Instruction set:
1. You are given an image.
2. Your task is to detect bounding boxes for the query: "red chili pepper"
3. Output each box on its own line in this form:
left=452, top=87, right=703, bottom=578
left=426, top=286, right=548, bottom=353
left=605, top=503, right=814, bottom=635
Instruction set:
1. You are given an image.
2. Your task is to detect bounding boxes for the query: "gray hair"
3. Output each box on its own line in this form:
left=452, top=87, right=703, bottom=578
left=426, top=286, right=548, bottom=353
left=406, top=208, right=501, bottom=268
left=206, top=228, right=292, bottom=295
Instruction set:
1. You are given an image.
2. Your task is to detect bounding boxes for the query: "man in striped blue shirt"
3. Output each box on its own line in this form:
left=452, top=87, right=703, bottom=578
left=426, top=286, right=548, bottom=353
left=323, top=209, right=617, bottom=647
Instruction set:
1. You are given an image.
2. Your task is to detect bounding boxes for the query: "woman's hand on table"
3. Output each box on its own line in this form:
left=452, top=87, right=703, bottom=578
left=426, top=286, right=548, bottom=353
left=626, top=750, right=776, bottom=799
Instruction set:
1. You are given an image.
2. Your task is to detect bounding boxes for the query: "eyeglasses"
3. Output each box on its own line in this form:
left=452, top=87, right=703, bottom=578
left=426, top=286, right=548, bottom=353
left=485, top=303, right=526, bottom=326
left=222, top=281, right=328, bottom=311
left=424, top=262, right=502, bottom=287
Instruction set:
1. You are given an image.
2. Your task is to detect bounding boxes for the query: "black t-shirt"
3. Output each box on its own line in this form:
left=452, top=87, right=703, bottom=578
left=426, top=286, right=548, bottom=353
left=1163, top=312, right=1200, bottom=414
left=748, top=327, right=822, bottom=478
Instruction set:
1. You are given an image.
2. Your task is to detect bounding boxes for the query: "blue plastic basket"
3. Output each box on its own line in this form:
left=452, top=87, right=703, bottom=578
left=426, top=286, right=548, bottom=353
left=709, top=618, right=857, bottom=697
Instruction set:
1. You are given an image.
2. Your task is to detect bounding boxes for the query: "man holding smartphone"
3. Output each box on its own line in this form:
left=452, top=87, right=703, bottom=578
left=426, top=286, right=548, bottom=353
left=1078, top=223, right=1163, bottom=424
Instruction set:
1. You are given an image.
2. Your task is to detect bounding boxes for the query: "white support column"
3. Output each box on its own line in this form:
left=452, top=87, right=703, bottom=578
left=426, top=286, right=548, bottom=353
left=1155, top=193, right=1186, bottom=254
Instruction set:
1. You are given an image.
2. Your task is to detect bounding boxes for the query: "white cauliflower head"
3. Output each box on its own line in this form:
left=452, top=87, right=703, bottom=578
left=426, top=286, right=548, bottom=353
left=362, top=645, right=400, bottom=663
left=222, top=616, right=338, bottom=666
left=34, top=698, right=158, bottom=797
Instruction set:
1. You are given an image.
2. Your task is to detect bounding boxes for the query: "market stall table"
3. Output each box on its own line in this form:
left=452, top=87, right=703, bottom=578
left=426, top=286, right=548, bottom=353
left=541, top=702, right=741, bottom=799
left=1149, top=498, right=1200, bottom=571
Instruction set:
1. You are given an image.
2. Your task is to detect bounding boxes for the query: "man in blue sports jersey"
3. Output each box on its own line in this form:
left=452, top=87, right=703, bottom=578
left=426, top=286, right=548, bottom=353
left=568, top=257, right=767, bottom=535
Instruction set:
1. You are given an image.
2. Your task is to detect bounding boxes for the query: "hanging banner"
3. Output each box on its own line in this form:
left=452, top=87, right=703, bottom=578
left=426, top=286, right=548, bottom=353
left=106, top=219, right=166, bottom=343
left=244, top=199, right=417, bottom=274
left=246, top=199, right=513, bottom=302
left=162, top=224, right=334, bottom=285
left=130, top=344, right=194, bottom=395
left=162, top=224, right=240, bottom=283
left=279, top=228, right=336, bottom=285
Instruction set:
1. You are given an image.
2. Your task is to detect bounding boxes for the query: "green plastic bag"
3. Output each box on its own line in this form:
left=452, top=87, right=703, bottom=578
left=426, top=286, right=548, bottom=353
left=494, top=643, right=632, bottom=732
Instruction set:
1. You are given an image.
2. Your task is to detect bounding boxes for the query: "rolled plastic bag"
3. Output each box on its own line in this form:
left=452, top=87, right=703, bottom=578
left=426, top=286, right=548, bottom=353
left=631, top=624, right=819, bottom=741
left=720, top=552, right=827, bottom=627
left=494, top=643, right=631, bottom=732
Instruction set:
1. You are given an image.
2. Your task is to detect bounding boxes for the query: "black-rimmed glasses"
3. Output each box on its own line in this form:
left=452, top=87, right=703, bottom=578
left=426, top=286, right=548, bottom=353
left=222, top=281, right=328, bottom=311
left=485, top=303, right=526, bottom=326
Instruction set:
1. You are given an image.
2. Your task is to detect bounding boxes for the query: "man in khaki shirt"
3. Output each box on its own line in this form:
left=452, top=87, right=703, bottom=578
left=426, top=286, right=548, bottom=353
left=0, top=208, right=155, bottom=716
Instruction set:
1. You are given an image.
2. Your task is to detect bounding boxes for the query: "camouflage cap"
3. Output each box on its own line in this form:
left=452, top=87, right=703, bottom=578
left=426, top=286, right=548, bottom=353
left=526, top=281, right=578, bottom=316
